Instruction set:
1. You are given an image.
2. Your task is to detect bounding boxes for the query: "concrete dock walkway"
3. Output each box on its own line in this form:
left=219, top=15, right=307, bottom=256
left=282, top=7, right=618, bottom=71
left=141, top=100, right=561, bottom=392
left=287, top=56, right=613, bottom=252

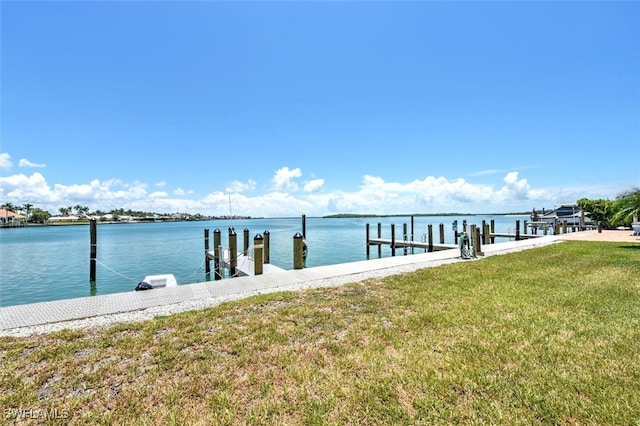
left=1, top=236, right=562, bottom=337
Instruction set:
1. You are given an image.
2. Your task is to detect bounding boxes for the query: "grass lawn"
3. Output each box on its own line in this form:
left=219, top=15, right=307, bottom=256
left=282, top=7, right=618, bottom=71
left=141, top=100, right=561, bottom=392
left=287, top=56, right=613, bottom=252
left=1, top=241, right=639, bottom=425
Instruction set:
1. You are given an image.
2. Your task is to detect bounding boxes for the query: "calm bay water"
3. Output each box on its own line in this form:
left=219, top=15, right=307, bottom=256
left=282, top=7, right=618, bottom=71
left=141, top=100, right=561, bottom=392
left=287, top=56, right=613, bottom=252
left=0, top=215, right=526, bottom=307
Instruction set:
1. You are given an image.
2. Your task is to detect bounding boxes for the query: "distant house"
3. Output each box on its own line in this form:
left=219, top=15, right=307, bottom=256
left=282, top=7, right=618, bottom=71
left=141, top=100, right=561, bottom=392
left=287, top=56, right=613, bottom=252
left=532, top=204, right=593, bottom=228
left=117, top=215, right=138, bottom=223
left=48, top=215, right=81, bottom=223
left=0, top=209, right=26, bottom=227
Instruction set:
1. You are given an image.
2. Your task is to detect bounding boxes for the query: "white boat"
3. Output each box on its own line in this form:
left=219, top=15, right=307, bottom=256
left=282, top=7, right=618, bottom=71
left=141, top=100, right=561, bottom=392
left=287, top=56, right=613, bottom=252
left=135, top=274, right=178, bottom=291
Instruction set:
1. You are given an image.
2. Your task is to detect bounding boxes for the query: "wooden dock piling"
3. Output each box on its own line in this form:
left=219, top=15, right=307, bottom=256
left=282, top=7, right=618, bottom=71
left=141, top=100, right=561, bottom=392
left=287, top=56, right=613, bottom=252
left=365, top=218, right=546, bottom=259
left=483, top=222, right=491, bottom=245
left=214, top=229, right=221, bottom=280
left=243, top=228, right=250, bottom=255
left=253, top=234, right=264, bottom=275
left=366, top=222, right=457, bottom=256
left=411, top=215, right=415, bottom=247
left=490, top=220, right=495, bottom=243
left=302, top=214, right=306, bottom=239
left=403, top=223, right=409, bottom=255
left=391, top=224, right=396, bottom=256
left=89, top=219, right=97, bottom=283
left=473, top=225, right=484, bottom=256
left=481, top=220, right=486, bottom=242
left=204, top=228, right=211, bottom=280
left=293, top=232, right=305, bottom=269
left=366, top=223, right=371, bottom=258
left=229, top=227, right=237, bottom=277
left=263, top=230, right=270, bottom=264
left=205, top=227, right=281, bottom=279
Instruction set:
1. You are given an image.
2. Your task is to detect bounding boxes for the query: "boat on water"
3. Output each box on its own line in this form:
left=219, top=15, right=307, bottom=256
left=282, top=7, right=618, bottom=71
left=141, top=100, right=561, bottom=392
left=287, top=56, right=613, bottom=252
left=134, top=274, right=178, bottom=291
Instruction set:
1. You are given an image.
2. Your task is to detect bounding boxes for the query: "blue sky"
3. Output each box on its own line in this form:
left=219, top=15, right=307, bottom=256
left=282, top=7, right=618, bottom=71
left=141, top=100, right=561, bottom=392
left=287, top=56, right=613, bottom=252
left=1, top=1, right=638, bottom=217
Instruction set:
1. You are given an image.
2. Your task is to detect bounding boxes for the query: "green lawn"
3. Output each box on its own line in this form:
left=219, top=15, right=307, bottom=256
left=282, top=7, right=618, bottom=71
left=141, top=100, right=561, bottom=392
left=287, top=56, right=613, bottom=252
left=1, top=241, right=639, bottom=425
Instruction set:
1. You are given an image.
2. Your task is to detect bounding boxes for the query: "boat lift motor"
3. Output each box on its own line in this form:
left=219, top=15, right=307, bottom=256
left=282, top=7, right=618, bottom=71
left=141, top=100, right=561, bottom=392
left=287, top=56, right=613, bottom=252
left=459, top=231, right=474, bottom=260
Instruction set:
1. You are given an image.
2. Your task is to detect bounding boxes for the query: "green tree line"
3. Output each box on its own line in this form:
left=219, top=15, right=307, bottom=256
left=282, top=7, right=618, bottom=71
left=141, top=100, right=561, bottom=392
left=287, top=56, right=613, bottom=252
left=577, top=186, right=640, bottom=229
left=0, top=203, right=194, bottom=224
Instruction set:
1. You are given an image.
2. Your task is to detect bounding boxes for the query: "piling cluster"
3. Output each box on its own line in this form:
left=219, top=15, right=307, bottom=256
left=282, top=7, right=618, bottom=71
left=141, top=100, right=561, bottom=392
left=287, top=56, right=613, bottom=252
left=366, top=217, right=592, bottom=259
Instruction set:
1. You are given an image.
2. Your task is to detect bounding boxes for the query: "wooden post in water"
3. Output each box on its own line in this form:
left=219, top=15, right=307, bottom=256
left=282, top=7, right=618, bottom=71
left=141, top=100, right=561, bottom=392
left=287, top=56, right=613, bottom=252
left=474, top=226, right=484, bottom=256
left=253, top=234, right=264, bottom=275
left=403, top=223, right=408, bottom=255
left=243, top=228, right=250, bottom=256
left=377, top=223, right=382, bottom=257
left=470, top=224, right=477, bottom=255
left=229, top=227, right=237, bottom=277
left=428, top=224, right=433, bottom=253
left=214, top=229, right=222, bottom=280
left=483, top=223, right=491, bottom=245
left=263, top=230, right=270, bottom=264
left=293, top=232, right=305, bottom=269
left=515, top=220, right=520, bottom=241
left=89, top=219, right=97, bottom=283
left=411, top=215, right=415, bottom=249
left=481, top=220, right=486, bottom=243
left=204, top=228, right=211, bottom=280
left=364, top=223, right=370, bottom=260
left=366, top=223, right=371, bottom=258
left=524, top=220, right=528, bottom=235
left=490, top=219, right=495, bottom=244
left=302, top=214, right=306, bottom=239
left=439, top=223, right=445, bottom=245
left=391, top=224, right=396, bottom=257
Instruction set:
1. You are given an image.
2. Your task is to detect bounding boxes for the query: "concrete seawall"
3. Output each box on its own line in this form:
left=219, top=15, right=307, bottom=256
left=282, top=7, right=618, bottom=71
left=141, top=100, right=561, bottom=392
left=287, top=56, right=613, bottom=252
left=0, top=236, right=566, bottom=337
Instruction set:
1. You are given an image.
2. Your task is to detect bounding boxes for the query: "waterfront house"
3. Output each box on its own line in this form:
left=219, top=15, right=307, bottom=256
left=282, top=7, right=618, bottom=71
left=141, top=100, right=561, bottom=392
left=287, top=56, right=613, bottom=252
left=532, top=204, right=593, bottom=228
left=0, top=209, right=26, bottom=227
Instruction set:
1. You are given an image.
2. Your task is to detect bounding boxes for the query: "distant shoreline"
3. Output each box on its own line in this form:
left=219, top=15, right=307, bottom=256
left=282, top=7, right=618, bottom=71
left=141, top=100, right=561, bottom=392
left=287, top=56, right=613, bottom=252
left=2, top=212, right=534, bottom=228
left=322, top=212, right=531, bottom=219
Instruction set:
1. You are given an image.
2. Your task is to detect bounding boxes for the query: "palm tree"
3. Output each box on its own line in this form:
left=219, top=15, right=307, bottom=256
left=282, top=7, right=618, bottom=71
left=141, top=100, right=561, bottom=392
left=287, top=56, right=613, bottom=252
left=22, top=203, right=33, bottom=223
left=611, top=186, right=640, bottom=226
left=1, top=202, right=16, bottom=212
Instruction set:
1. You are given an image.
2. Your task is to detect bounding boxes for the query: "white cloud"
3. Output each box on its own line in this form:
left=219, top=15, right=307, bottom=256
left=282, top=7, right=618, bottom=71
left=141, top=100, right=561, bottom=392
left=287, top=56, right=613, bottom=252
left=304, top=179, right=324, bottom=193
left=173, top=187, right=194, bottom=196
left=226, top=179, right=256, bottom=193
left=495, top=171, right=534, bottom=201
left=18, top=158, right=46, bottom=168
left=470, top=169, right=503, bottom=177
left=0, top=153, right=13, bottom=170
left=271, top=167, right=302, bottom=192
left=0, top=164, right=619, bottom=217
left=1, top=172, right=56, bottom=204
left=504, top=171, right=520, bottom=185
left=156, top=181, right=167, bottom=188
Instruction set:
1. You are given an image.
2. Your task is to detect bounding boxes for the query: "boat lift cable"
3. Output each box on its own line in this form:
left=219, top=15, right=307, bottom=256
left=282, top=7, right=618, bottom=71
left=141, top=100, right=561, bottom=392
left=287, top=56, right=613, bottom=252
left=182, top=256, right=206, bottom=282
left=229, top=245, right=254, bottom=278
left=95, top=259, right=137, bottom=282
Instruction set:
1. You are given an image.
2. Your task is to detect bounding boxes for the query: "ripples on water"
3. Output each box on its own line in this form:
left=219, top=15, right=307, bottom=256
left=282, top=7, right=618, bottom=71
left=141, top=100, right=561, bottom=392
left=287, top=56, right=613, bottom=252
left=0, top=215, right=527, bottom=307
